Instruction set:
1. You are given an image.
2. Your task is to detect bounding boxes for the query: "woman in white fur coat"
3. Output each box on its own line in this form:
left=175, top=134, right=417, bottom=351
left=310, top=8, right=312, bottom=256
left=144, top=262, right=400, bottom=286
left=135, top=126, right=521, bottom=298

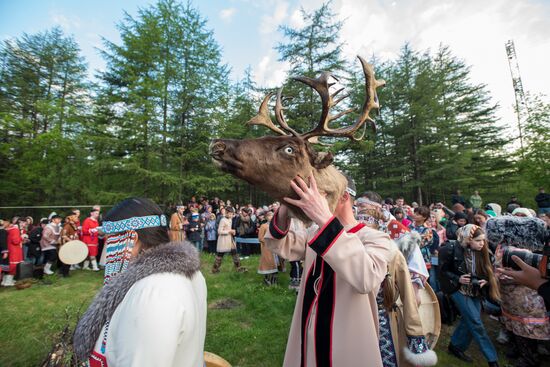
left=73, top=198, right=207, bottom=367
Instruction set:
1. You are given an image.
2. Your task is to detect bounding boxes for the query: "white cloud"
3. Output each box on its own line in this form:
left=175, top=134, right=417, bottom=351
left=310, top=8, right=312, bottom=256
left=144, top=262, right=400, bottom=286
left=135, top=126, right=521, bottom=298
left=255, top=49, right=289, bottom=87
left=259, top=1, right=289, bottom=34
left=50, top=11, right=81, bottom=31
left=289, top=8, right=304, bottom=28
left=333, top=0, right=550, bottom=134
left=219, top=7, right=237, bottom=22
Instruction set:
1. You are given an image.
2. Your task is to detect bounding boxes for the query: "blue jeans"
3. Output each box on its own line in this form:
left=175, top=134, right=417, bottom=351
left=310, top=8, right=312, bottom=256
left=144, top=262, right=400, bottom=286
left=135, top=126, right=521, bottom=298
left=539, top=207, right=550, bottom=215
left=450, top=291, right=498, bottom=362
left=192, top=240, right=203, bottom=252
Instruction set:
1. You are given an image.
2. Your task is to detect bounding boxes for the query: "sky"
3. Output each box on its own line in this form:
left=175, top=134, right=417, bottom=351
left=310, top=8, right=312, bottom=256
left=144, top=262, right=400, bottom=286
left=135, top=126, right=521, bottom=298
left=1, top=0, right=549, bottom=138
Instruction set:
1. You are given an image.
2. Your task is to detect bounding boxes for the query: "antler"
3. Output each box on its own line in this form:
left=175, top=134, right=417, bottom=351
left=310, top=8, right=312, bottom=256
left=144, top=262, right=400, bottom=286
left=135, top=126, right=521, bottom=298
left=247, top=56, right=384, bottom=142
left=246, top=91, right=299, bottom=136
left=246, top=92, right=286, bottom=135
left=299, top=56, right=385, bottom=141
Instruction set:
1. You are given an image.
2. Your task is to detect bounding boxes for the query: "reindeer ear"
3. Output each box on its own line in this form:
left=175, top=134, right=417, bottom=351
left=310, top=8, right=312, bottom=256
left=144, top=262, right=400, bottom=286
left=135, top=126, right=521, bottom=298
left=313, top=151, right=333, bottom=169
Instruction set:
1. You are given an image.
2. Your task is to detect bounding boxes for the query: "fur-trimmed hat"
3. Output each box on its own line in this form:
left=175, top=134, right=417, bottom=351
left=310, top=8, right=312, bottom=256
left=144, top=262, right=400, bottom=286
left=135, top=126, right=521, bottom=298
left=486, top=216, right=547, bottom=251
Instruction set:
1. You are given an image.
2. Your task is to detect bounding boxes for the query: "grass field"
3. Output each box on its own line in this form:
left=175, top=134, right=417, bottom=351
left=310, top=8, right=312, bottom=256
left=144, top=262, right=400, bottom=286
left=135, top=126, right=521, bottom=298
left=0, top=254, right=540, bottom=366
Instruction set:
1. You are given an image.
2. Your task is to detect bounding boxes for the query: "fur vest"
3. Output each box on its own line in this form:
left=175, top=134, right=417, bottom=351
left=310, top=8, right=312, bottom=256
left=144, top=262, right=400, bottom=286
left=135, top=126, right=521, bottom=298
left=73, top=241, right=201, bottom=361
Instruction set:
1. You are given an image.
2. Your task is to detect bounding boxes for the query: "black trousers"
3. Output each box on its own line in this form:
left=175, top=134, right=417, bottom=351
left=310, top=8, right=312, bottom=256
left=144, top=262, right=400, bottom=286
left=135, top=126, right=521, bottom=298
left=207, top=240, right=217, bottom=253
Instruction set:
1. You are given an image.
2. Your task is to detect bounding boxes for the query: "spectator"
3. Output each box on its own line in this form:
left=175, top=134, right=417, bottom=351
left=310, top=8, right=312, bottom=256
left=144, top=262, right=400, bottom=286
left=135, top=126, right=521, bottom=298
left=393, top=207, right=412, bottom=227
left=82, top=209, right=100, bottom=271
left=409, top=206, right=439, bottom=285
left=27, top=219, right=48, bottom=265
left=451, top=190, right=466, bottom=206
left=212, top=207, right=245, bottom=273
left=512, top=207, right=533, bottom=218
left=469, top=190, right=483, bottom=210
left=234, top=208, right=257, bottom=258
left=439, top=225, right=500, bottom=366
left=428, top=210, right=447, bottom=292
left=60, top=211, right=79, bottom=277
left=535, top=187, right=550, bottom=215
left=446, top=212, right=468, bottom=240
left=395, top=196, right=405, bottom=208
left=204, top=213, right=218, bottom=253
left=0, top=219, right=10, bottom=286
left=186, top=213, right=202, bottom=251
left=169, top=205, right=187, bottom=241
left=497, top=255, right=550, bottom=312
left=473, top=209, right=489, bottom=230
left=506, top=196, right=522, bottom=208
left=40, top=215, right=62, bottom=275
left=2, top=217, right=24, bottom=286
left=258, top=211, right=279, bottom=286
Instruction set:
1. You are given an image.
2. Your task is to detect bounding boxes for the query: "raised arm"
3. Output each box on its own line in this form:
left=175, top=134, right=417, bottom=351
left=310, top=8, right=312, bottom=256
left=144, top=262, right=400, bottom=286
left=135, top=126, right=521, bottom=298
left=264, top=205, right=308, bottom=261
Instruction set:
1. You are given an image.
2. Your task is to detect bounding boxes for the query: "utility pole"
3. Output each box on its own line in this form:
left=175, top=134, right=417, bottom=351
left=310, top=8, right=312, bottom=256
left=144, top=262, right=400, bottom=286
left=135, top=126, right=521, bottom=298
left=505, top=40, right=530, bottom=156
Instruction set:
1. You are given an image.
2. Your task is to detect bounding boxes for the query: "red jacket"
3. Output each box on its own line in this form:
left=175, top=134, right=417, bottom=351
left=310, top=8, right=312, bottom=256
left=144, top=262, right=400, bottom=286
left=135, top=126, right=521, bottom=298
left=82, top=218, right=99, bottom=245
left=7, top=225, right=22, bottom=247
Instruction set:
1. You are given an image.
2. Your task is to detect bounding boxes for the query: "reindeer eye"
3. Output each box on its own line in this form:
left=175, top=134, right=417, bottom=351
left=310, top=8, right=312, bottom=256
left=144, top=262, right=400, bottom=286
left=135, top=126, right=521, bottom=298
left=284, top=146, right=294, bottom=155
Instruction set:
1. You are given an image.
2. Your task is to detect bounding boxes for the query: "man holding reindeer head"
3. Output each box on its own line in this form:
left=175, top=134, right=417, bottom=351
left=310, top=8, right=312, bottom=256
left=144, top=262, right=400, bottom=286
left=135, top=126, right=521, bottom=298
left=265, top=173, right=392, bottom=367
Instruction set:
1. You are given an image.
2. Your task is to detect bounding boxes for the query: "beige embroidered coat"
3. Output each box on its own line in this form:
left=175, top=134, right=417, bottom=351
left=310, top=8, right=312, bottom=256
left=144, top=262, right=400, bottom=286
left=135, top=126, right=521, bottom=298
left=265, top=215, right=392, bottom=367
left=216, top=217, right=235, bottom=253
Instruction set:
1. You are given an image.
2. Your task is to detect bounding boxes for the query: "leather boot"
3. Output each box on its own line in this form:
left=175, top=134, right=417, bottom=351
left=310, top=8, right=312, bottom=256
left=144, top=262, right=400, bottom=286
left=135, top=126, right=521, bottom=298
left=232, top=253, right=247, bottom=272
left=448, top=343, right=473, bottom=363
left=488, top=362, right=499, bottom=367
left=211, top=256, right=222, bottom=274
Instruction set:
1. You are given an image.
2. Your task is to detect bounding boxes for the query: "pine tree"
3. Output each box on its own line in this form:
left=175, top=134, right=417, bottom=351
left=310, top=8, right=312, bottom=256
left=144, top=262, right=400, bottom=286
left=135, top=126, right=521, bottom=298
left=276, top=1, right=347, bottom=133
left=348, top=44, right=509, bottom=205
left=91, top=0, right=230, bottom=204
left=0, top=27, right=89, bottom=205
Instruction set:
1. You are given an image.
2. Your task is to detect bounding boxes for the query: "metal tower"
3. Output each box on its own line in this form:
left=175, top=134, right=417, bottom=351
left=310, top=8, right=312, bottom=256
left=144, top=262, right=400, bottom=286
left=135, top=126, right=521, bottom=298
left=505, top=40, right=530, bottom=152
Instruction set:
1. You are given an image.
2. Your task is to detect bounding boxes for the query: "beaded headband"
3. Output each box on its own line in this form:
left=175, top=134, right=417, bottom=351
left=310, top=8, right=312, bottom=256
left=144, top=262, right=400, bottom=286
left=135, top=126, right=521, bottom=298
left=102, top=214, right=168, bottom=235
left=356, top=197, right=382, bottom=208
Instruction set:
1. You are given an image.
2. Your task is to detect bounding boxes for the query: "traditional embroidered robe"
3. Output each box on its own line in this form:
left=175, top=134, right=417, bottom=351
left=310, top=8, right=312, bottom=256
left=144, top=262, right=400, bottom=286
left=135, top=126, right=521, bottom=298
left=170, top=213, right=187, bottom=242
left=265, top=215, right=392, bottom=367
left=82, top=217, right=99, bottom=256
left=6, top=225, right=23, bottom=275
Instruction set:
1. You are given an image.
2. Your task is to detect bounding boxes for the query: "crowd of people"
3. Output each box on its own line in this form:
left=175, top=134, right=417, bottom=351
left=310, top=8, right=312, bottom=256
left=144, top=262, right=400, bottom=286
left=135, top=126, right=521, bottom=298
left=1, top=187, right=550, bottom=367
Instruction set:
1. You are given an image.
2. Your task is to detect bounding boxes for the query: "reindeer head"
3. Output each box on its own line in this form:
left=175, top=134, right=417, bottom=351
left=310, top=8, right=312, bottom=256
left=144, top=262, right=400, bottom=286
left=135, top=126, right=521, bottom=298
left=210, top=56, right=385, bottom=223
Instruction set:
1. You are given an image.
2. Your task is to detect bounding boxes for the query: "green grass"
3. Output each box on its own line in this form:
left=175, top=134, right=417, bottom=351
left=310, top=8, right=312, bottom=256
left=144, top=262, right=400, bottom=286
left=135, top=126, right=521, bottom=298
left=0, top=254, right=538, bottom=366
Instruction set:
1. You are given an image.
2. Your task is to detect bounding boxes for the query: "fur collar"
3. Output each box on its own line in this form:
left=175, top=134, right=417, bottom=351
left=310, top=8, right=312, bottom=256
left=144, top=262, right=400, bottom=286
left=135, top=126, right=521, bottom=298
left=73, top=241, right=201, bottom=361
left=395, top=231, right=421, bottom=262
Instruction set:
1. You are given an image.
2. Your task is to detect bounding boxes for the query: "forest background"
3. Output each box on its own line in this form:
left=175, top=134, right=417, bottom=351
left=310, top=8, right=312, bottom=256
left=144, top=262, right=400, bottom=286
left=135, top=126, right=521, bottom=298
left=1, top=0, right=549, bottom=215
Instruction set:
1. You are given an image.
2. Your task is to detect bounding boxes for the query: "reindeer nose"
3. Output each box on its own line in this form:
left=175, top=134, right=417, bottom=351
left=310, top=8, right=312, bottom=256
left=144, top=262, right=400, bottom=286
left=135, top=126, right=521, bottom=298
left=209, top=140, right=226, bottom=157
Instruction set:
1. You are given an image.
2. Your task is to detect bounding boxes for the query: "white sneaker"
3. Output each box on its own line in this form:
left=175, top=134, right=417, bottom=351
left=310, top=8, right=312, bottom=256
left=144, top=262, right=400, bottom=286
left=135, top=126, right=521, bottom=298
left=496, top=329, right=510, bottom=344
